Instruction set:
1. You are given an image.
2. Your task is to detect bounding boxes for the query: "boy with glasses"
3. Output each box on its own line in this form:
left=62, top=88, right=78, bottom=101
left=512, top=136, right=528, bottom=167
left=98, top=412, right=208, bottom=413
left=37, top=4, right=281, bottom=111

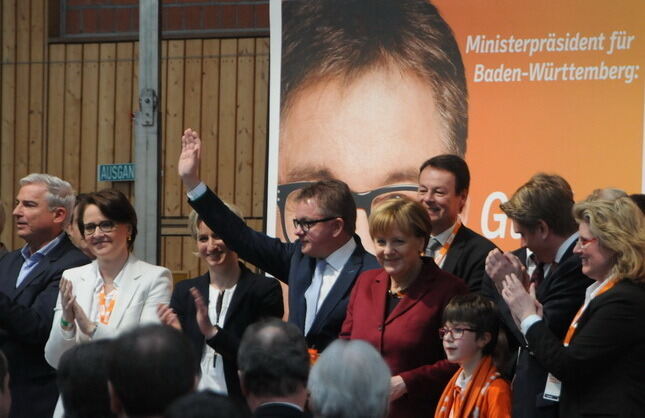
left=435, top=294, right=511, bottom=418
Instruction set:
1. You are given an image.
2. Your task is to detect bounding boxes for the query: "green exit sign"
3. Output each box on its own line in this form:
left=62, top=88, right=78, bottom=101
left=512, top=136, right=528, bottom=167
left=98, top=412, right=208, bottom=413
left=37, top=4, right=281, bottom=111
left=98, top=163, right=136, bottom=182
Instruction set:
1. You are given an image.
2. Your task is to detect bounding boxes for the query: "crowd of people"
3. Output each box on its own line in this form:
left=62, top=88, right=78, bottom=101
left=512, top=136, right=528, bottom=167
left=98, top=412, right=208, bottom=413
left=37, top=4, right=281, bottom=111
left=0, top=127, right=642, bottom=418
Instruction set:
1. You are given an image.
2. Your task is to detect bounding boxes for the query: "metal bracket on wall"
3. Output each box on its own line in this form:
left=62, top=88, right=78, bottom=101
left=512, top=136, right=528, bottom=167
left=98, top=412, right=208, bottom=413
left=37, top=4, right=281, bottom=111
left=139, top=88, right=158, bottom=127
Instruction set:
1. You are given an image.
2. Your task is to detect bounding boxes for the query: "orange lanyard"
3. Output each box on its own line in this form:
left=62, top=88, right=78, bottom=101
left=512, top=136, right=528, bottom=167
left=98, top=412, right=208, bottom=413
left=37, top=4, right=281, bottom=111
left=434, top=221, right=462, bottom=267
left=563, top=278, right=615, bottom=346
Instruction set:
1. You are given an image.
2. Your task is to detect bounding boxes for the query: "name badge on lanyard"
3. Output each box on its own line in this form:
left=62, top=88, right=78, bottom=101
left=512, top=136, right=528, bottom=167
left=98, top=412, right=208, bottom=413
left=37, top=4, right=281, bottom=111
left=543, top=373, right=562, bottom=401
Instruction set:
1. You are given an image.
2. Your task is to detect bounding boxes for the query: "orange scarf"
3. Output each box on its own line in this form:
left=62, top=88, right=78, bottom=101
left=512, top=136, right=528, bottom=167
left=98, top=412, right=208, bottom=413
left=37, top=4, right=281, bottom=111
left=434, top=356, right=505, bottom=418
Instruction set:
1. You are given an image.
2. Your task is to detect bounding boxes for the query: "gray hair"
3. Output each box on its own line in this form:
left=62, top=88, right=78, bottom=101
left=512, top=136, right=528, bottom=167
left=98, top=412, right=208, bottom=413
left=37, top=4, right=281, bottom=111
left=308, top=340, right=391, bottom=418
left=19, top=173, right=76, bottom=227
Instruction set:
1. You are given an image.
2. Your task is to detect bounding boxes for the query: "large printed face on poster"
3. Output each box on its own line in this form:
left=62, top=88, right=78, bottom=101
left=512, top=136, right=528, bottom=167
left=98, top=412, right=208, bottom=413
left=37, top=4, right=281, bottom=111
left=267, top=0, right=645, bottom=251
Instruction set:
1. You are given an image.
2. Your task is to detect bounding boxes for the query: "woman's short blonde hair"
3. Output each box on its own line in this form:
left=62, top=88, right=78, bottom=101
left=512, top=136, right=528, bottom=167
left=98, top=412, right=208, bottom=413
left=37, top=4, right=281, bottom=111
left=368, top=197, right=431, bottom=247
left=573, top=196, right=645, bottom=282
left=188, top=203, right=244, bottom=240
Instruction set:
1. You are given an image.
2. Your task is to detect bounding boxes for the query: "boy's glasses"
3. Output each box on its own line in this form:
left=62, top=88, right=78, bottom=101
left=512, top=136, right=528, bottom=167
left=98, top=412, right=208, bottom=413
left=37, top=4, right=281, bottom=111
left=438, top=326, right=478, bottom=340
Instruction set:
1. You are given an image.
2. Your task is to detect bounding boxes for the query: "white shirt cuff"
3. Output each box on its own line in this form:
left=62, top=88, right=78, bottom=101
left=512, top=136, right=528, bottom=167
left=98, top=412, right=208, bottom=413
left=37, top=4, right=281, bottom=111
left=61, top=324, right=76, bottom=340
left=186, top=182, right=207, bottom=201
left=520, top=315, right=542, bottom=335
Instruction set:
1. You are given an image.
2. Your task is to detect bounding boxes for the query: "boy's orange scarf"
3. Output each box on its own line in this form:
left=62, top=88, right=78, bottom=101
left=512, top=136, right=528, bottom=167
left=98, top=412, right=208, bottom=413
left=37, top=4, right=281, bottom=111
left=434, top=355, right=501, bottom=418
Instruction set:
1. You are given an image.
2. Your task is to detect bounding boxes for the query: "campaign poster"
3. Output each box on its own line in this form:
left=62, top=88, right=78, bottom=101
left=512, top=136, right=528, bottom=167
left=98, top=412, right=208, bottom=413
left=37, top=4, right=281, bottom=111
left=267, top=0, right=644, bottom=251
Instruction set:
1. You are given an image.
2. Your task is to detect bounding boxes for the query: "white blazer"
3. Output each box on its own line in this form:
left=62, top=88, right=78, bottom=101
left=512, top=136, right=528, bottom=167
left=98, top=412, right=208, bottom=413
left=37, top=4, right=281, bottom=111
left=45, top=254, right=172, bottom=369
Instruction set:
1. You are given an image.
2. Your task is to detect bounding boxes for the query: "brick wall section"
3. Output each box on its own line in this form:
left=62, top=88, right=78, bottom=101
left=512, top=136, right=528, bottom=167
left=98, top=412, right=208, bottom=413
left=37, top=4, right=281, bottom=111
left=60, top=0, right=269, bottom=39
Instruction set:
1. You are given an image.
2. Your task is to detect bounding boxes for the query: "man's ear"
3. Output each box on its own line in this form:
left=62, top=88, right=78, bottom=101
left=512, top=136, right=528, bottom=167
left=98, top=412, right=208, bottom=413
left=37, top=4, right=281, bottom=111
left=52, top=207, right=68, bottom=226
left=477, top=331, right=492, bottom=349
left=238, top=371, right=248, bottom=396
left=457, top=188, right=469, bottom=213
left=536, top=219, right=550, bottom=240
left=108, top=381, right=124, bottom=416
left=331, top=218, right=346, bottom=238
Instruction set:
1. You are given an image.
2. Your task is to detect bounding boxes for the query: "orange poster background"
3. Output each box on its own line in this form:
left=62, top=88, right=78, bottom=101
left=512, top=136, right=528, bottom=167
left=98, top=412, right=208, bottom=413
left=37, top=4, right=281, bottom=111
left=435, top=0, right=644, bottom=250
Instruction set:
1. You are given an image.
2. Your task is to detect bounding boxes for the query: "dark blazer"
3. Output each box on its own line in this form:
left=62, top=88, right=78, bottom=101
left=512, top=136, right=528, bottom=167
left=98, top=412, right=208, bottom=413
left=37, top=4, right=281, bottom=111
left=526, top=279, right=645, bottom=418
left=442, top=224, right=497, bottom=292
left=170, top=264, right=283, bottom=401
left=190, top=187, right=379, bottom=350
left=254, top=403, right=306, bottom=418
left=482, top=242, right=592, bottom=418
left=0, top=235, right=90, bottom=418
left=340, top=258, right=467, bottom=418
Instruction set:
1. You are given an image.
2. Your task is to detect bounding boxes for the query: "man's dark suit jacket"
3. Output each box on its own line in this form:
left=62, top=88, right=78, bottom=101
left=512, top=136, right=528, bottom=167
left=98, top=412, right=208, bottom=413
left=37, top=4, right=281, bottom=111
left=190, top=187, right=379, bottom=350
left=0, top=235, right=90, bottom=418
left=170, top=263, right=283, bottom=401
left=526, top=279, right=645, bottom=418
left=482, top=242, right=591, bottom=418
left=441, top=225, right=497, bottom=292
left=253, top=403, right=306, bottom=418
left=340, top=258, right=466, bottom=418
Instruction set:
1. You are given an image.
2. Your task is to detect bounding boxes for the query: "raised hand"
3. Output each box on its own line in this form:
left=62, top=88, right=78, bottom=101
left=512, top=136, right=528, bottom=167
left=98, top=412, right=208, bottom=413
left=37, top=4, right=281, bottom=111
left=157, top=304, right=182, bottom=330
left=485, top=249, right=528, bottom=293
left=60, top=278, right=76, bottom=327
left=178, top=128, right=202, bottom=191
left=190, top=287, right=218, bottom=340
left=501, top=272, right=540, bottom=328
left=72, top=299, right=96, bottom=337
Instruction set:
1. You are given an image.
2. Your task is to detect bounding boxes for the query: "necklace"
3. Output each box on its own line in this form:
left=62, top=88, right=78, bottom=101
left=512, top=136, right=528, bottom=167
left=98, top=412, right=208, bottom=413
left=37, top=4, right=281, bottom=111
left=388, top=287, right=407, bottom=299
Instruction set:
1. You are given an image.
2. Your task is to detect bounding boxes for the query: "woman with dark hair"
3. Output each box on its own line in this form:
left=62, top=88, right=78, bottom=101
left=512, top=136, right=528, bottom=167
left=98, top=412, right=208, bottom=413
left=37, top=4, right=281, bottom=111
left=45, top=189, right=172, bottom=416
left=340, top=197, right=467, bottom=418
left=502, top=196, right=645, bottom=417
left=157, top=207, right=283, bottom=402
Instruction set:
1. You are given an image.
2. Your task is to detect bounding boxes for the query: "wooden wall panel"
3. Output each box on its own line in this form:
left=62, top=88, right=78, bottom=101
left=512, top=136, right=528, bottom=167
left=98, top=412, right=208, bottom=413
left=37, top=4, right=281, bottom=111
left=1, top=2, right=270, bottom=278
left=200, top=39, right=221, bottom=196
left=1, top=0, right=18, bottom=248
left=28, top=0, right=45, bottom=173
left=46, top=44, right=65, bottom=179
left=14, top=0, right=30, bottom=182
left=63, top=44, right=82, bottom=188
left=79, top=44, right=100, bottom=193
left=96, top=43, right=116, bottom=191
left=113, top=42, right=134, bottom=199
left=253, top=38, right=269, bottom=220
left=235, top=38, right=255, bottom=218
left=217, top=39, right=237, bottom=204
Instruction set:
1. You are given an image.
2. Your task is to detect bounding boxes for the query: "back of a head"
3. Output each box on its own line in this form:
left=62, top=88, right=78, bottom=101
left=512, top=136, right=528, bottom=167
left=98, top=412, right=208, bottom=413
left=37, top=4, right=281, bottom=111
left=164, top=390, right=244, bottom=418
left=108, top=325, right=197, bottom=417
left=500, top=173, right=577, bottom=236
left=282, top=0, right=467, bottom=155
left=58, top=340, right=114, bottom=418
left=237, top=319, right=309, bottom=398
left=308, top=340, right=390, bottom=418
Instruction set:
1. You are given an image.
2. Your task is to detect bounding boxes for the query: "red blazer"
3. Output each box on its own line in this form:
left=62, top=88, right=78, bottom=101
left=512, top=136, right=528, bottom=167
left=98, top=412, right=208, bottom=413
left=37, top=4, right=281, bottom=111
left=340, top=258, right=467, bottom=418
